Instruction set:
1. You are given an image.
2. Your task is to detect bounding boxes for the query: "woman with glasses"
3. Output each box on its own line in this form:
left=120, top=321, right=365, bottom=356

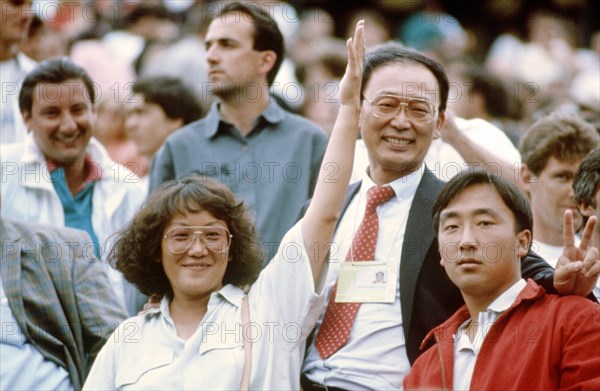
left=83, top=21, right=366, bottom=390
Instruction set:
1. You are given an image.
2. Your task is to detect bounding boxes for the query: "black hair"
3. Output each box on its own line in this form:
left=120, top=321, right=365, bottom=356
left=19, top=57, right=96, bottom=113
left=214, top=1, right=284, bottom=86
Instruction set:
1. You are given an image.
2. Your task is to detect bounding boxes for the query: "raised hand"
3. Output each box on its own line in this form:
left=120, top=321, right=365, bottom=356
left=302, top=19, right=366, bottom=283
left=338, top=19, right=365, bottom=110
left=554, top=210, right=600, bottom=296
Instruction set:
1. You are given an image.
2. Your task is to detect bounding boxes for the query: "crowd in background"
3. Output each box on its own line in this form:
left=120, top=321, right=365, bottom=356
left=4, top=0, right=598, bottom=170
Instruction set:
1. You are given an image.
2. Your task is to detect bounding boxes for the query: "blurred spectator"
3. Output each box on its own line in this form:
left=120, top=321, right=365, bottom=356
left=0, top=0, right=35, bottom=144
left=485, top=8, right=593, bottom=127
left=447, top=63, right=524, bottom=145
left=428, top=112, right=521, bottom=180
left=122, top=3, right=180, bottom=75
left=288, top=7, right=336, bottom=113
left=136, top=1, right=211, bottom=110
left=19, top=14, right=68, bottom=62
left=94, top=95, right=148, bottom=178
left=398, top=7, right=468, bottom=63
left=345, top=8, right=391, bottom=49
left=289, top=7, right=336, bottom=68
left=519, top=111, right=599, bottom=266
left=47, top=0, right=107, bottom=42
left=125, top=75, right=203, bottom=182
left=296, top=37, right=347, bottom=135
left=573, top=147, right=600, bottom=300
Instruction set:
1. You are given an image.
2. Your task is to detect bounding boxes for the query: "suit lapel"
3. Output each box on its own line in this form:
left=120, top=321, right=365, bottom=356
left=399, top=168, right=444, bottom=335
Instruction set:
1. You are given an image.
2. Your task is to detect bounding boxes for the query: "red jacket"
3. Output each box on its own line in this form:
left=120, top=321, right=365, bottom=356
left=404, top=279, right=600, bottom=391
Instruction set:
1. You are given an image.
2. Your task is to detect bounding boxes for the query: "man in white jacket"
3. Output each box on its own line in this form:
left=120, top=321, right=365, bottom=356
left=0, top=57, right=146, bottom=314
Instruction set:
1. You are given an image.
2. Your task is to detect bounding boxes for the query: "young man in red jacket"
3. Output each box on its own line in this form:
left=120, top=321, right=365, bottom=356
left=404, top=169, right=600, bottom=391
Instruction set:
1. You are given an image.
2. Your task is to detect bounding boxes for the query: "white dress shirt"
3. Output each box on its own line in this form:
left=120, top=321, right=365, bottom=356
left=453, top=279, right=527, bottom=391
left=302, top=166, right=424, bottom=390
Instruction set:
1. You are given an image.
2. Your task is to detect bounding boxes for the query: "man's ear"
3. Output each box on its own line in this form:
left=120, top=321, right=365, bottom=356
left=516, top=229, right=532, bottom=258
left=259, top=50, right=276, bottom=73
left=520, top=164, right=536, bottom=192
left=439, top=257, right=446, bottom=268
left=432, top=110, right=445, bottom=140
left=577, top=200, right=595, bottom=218
left=22, top=111, right=31, bottom=128
left=166, top=117, right=184, bottom=133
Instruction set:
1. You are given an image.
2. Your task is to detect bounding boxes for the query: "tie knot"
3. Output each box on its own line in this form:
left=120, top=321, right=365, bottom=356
left=366, top=185, right=395, bottom=209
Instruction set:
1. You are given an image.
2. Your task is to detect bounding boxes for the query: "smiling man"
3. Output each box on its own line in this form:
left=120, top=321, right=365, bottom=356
left=0, top=57, right=146, bottom=314
left=404, top=170, right=600, bottom=390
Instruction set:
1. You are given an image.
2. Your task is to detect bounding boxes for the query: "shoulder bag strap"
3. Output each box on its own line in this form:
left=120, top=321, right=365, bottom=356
left=240, top=294, right=252, bottom=391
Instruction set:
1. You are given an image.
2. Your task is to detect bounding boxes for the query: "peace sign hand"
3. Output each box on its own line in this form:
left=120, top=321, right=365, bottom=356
left=554, top=210, right=600, bottom=297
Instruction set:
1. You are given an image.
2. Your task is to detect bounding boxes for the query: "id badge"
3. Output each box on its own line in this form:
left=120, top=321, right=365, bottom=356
left=335, top=260, right=395, bottom=303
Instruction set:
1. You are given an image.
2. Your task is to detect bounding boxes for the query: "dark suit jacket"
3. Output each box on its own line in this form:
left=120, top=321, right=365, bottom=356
left=0, top=219, right=128, bottom=389
left=299, top=167, right=556, bottom=364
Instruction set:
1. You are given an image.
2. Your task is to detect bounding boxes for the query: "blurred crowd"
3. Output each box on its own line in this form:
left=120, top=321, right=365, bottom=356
left=3, top=0, right=599, bottom=166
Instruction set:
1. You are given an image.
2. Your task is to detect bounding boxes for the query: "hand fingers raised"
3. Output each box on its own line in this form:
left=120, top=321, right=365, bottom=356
left=554, top=260, right=583, bottom=285
left=562, top=209, right=575, bottom=249
left=347, top=20, right=364, bottom=73
left=578, top=215, right=597, bottom=251
left=582, top=247, right=600, bottom=277
left=355, top=19, right=365, bottom=61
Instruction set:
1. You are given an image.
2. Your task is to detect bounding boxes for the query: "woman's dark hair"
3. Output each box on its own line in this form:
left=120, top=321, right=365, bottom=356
left=109, top=176, right=264, bottom=297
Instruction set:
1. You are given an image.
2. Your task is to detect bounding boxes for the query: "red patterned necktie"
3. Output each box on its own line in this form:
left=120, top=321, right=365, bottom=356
left=315, top=185, right=396, bottom=359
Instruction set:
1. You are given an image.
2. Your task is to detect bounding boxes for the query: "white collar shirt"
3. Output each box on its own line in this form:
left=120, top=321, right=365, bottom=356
left=303, top=165, right=424, bottom=390
left=453, top=279, right=527, bottom=391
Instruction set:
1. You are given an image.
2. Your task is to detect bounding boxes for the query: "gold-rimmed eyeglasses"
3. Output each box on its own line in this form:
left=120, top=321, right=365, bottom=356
left=364, top=95, right=437, bottom=123
left=163, top=226, right=233, bottom=254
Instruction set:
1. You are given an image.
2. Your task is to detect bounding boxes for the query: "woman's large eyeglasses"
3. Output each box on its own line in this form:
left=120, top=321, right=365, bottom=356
left=163, top=226, right=233, bottom=254
left=364, top=95, right=437, bottom=123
